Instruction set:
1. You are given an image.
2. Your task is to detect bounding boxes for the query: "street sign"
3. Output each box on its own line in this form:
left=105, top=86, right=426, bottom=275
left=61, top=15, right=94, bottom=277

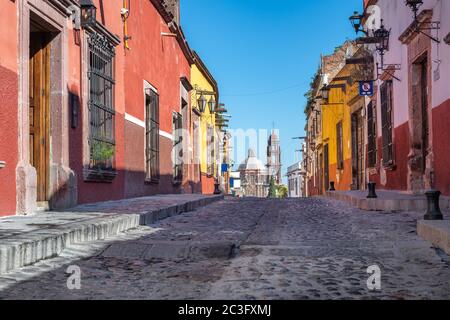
left=221, top=163, right=229, bottom=173
left=359, top=81, right=374, bottom=96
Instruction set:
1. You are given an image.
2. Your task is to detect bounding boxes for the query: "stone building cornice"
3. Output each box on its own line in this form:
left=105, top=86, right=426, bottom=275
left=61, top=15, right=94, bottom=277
left=399, top=10, right=434, bottom=44
left=44, top=0, right=79, bottom=16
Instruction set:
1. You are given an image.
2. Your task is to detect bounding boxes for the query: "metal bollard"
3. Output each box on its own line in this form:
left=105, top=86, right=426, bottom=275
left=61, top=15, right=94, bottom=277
left=329, top=181, right=336, bottom=191
left=367, top=182, right=378, bottom=199
left=214, top=179, right=222, bottom=195
left=424, top=190, right=444, bottom=220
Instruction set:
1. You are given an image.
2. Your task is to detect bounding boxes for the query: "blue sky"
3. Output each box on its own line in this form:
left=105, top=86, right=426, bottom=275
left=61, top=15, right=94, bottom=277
left=181, top=0, right=363, bottom=182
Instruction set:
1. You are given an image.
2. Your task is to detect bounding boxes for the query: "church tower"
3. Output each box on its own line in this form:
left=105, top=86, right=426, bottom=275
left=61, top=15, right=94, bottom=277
left=267, top=131, right=282, bottom=184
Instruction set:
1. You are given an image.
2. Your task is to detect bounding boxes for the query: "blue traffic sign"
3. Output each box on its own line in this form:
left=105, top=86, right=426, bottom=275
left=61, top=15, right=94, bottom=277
left=359, top=81, right=374, bottom=96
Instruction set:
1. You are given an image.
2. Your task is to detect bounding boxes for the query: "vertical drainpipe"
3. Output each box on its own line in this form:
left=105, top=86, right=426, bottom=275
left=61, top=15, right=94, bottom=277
left=122, top=0, right=131, bottom=50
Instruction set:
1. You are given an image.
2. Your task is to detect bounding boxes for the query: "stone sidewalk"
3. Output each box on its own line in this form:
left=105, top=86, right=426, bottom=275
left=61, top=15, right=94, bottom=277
left=0, top=194, right=223, bottom=275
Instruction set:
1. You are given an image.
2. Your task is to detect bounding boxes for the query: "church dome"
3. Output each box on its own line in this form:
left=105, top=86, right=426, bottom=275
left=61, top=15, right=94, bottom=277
left=238, top=149, right=267, bottom=172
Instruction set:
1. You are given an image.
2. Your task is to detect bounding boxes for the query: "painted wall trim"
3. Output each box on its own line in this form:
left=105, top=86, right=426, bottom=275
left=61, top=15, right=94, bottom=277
left=125, top=113, right=145, bottom=128
left=159, top=130, right=174, bottom=141
left=144, top=80, right=158, bottom=93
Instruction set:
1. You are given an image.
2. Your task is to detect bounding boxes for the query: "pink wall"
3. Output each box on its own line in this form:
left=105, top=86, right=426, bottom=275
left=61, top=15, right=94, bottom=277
left=370, top=0, right=450, bottom=192
left=0, top=0, right=18, bottom=216
left=72, top=0, right=127, bottom=204
left=374, top=0, right=450, bottom=129
left=122, top=0, right=192, bottom=198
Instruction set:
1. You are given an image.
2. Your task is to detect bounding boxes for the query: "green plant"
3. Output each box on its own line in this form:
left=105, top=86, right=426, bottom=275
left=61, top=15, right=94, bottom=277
left=276, top=185, right=289, bottom=199
left=268, top=176, right=277, bottom=198
left=91, top=141, right=115, bottom=163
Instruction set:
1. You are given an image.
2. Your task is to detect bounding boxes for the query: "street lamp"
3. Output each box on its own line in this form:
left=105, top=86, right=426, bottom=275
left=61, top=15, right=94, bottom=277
left=373, top=21, right=390, bottom=53
left=197, top=94, right=207, bottom=113
left=320, top=85, right=330, bottom=103
left=405, top=0, right=423, bottom=20
left=80, top=0, right=97, bottom=28
left=208, top=96, right=216, bottom=113
left=349, top=11, right=367, bottom=35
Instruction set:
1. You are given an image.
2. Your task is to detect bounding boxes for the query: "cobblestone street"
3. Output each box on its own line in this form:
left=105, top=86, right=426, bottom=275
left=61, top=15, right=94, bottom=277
left=1, top=197, right=450, bottom=300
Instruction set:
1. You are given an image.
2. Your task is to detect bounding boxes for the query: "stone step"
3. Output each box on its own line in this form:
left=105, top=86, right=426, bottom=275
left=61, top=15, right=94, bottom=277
left=325, top=190, right=450, bottom=212
left=0, top=195, right=224, bottom=275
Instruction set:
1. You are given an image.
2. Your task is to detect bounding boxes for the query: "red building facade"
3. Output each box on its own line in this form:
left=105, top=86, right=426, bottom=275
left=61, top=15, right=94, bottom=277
left=0, top=0, right=203, bottom=217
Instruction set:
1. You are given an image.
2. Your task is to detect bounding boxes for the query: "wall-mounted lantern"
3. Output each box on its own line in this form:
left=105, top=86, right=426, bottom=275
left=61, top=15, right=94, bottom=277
left=321, top=84, right=346, bottom=104
left=195, top=86, right=217, bottom=114
left=349, top=11, right=367, bottom=35
left=405, top=0, right=423, bottom=20
left=320, top=85, right=330, bottom=102
left=197, top=94, right=207, bottom=113
left=208, top=96, right=216, bottom=113
left=80, top=0, right=97, bottom=28
left=373, top=21, right=391, bottom=53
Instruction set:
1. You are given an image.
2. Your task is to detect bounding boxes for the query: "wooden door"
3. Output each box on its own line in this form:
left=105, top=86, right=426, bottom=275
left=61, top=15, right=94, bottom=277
left=357, top=114, right=365, bottom=189
left=324, top=145, right=329, bottom=193
left=351, top=112, right=365, bottom=190
left=420, top=58, right=429, bottom=174
left=29, top=33, right=50, bottom=202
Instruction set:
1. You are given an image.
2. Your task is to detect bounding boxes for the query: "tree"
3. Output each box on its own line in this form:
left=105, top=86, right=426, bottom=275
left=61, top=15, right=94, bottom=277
left=276, top=185, right=288, bottom=199
left=268, top=176, right=277, bottom=198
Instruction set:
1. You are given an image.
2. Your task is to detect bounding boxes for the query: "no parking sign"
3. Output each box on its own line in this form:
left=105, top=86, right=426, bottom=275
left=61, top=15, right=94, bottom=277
left=359, top=81, right=374, bottom=96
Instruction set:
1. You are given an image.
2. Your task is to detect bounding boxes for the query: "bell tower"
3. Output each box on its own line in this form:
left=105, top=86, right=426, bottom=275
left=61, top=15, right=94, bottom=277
left=267, top=130, right=282, bottom=184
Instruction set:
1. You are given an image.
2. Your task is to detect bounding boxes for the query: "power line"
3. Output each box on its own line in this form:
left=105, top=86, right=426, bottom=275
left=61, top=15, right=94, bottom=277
left=221, top=81, right=309, bottom=97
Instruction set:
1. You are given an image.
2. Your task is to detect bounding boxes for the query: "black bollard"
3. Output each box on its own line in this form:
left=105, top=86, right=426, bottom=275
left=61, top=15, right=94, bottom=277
left=214, top=179, right=222, bottom=195
left=329, top=181, right=336, bottom=191
left=367, top=182, right=378, bottom=198
left=424, top=190, right=443, bottom=220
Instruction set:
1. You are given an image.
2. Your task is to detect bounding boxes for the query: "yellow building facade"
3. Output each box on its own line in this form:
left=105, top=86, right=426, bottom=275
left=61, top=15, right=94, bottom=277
left=190, top=52, right=219, bottom=194
left=321, top=61, right=358, bottom=191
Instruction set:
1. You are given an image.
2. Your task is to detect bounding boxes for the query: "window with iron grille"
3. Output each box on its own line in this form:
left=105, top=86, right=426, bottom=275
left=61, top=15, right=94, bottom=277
left=87, top=31, right=116, bottom=173
left=380, top=81, right=394, bottom=166
left=367, top=101, right=377, bottom=168
left=207, top=125, right=215, bottom=176
left=145, top=88, right=160, bottom=183
left=172, top=112, right=183, bottom=184
left=336, top=121, right=344, bottom=170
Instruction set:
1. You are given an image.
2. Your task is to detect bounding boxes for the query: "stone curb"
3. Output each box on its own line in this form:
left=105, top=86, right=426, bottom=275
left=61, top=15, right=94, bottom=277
left=417, top=220, right=450, bottom=255
left=0, top=195, right=224, bottom=275
left=324, top=191, right=450, bottom=212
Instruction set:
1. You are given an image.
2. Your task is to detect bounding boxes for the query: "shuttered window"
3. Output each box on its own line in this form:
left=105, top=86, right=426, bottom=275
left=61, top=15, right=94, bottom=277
left=207, top=125, right=215, bottom=176
left=380, top=81, right=394, bottom=166
left=367, top=101, right=377, bottom=168
left=173, top=112, right=183, bottom=183
left=145, top=89, right=160, bottom=183
left=336, top=121, right=344, bottom=170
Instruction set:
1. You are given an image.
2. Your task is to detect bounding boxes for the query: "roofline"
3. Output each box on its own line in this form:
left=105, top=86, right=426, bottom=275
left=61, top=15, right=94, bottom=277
left=192, top=51, right=219, bottom=102
left=149, top=0, right=195, bottom=65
